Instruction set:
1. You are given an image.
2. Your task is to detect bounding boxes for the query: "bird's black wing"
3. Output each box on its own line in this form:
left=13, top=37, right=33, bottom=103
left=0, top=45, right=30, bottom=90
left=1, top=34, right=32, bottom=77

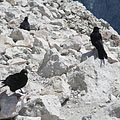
left=5, top=73, right=19, bottom=85
left=20, top=21, right=30, bottom=31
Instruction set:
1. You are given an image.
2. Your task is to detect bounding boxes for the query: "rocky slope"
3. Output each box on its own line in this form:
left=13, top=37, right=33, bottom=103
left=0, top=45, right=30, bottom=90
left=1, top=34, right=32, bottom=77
left=75, top=0, right=120, bottom=34
left=0, top=0, right=120, bottom=120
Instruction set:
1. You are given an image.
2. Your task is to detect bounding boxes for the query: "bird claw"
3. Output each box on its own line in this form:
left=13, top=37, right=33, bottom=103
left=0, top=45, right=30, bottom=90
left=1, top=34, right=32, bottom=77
left=14, top=93, right=22, bottom=100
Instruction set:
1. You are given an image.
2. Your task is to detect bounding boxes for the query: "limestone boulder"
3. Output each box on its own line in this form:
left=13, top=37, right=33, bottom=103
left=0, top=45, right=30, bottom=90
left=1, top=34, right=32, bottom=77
left=37, top=49, right=68, bottom=78
left=48, top=38, right=61, bottom=51
left=5, top=12, right=15, bottom=22
left=16, top=116, right=41, bottom=120
left=0, top=35, right=15, bottom=47
left=52, top=76, right=71, bottom=104
left=19, top=95, right=64, bottom=120
left=67, top=66, right=86, bottom=91
left=0, top=2, right=11, bottom=14
left=37, top=49, right=79, bottom=78
left=5, top=47, right=23, bottom=59
left=50, top=19, right=66, bottom=28
left=5, top=47, right=32, bottom=60
left=0, top=43, right=6, bottom=54
left=29, top=52, right=46, bottom=71
left=33, top=37, right=50, bottom=50
left=42, top=76, right=71, bottom=105
left=4, top=7, right=22, bottom=22
left=60, top=36, right=82, bottom=51
left=6, top=0, right=15, bottom=5
left=50, top=8, right=61, bottom=18
left=15, top=0, right=28, bottom=7
left=105, top=46, right=119, bottom=64
left=7, top=58, right=26, bottom=65
left=29, top=0, right=53, bottom=19
left=108, top=100, right=120, bottom=119
left=10, top=28, right=34, bottom=48
left=28, top=14, right=42, bottom=30
left=10, top=28, right=29, bottom=41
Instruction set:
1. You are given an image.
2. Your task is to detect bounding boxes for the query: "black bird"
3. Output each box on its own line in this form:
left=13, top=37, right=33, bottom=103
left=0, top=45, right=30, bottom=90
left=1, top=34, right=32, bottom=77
left=0, top=69, right=28, bottom=93
left=20, top=17, right=30, bottom=31
left=90, top=27, right=108, bottom=60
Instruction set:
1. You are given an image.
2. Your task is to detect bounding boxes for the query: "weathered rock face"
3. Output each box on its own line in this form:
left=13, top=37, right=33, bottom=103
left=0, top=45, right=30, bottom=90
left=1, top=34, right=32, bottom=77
left=10, top=28, right=34, bottom=48
left=0, top=91, right=20, bottom=119
left=38, top=49, right=69, bottom=78
left=0, top=0, right=120, bottom=120
left=19, top=95, right=64, bottom=120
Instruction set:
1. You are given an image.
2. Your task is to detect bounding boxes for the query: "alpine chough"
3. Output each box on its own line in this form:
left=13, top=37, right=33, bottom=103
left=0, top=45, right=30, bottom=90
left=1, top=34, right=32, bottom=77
left=20, top=17, right=30, bottom=31
left=90, top=27, right=108, bottom=59
left=0, top=69, right=28, bottom=93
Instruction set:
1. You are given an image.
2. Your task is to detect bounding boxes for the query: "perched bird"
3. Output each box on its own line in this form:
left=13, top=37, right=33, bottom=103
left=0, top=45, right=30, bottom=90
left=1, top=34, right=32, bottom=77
left=20, top=17, right=30, bottom=31
left=90, top=27, right=108, bottom=60
left=0, top=69, right=28, bottom=93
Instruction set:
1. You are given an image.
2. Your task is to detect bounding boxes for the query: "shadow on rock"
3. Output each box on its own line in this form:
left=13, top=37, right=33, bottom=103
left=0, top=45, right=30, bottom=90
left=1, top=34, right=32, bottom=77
left=80, top=49, right=98, bottom=62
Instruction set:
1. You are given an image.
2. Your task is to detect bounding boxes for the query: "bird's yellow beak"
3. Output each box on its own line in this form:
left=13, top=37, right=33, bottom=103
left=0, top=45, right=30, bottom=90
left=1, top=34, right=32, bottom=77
left=24, top=73, right=28, bottom=76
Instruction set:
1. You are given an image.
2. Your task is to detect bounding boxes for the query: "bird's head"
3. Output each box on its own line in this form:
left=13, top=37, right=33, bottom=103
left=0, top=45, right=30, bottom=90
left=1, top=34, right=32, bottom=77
left=93, top=27, right=100, bottom=32
left=20, top=69, right=28, bottom=76
left=24, top=17, right=28, bottom=21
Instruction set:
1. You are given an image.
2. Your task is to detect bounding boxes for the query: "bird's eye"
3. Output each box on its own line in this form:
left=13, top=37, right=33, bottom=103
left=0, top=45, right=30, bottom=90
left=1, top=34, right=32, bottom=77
left=24, top=73, right=28, bottom=75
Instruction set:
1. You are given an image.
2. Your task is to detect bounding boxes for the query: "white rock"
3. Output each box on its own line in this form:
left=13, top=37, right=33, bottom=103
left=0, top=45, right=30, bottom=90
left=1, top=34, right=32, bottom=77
left=61, top=36, right=82, bottom=51
left=50, top=19, right=66, bottom=27
left=34, top=37, right=50, bottom=50
left=67, top=68, right=86, bottom=91
left=0, top=2, right=11, bottom=13
left=4, top=36, right=15, bottom=47
left=7, top=58, right=26, bottom=65
left=29, top=52, right=46, bottom=71
left=52, top=76, right=71, bottom=104
left=16, top=115, right=41, bottom=120
left=108, top=100, right=120, bottom=118
left=10, top=28, right=34, bottom=48
left=5, top=12, right=15, bottom=22
left=5, top=47, right=23, bottom=59
left=10, top=28, right=32, bottom=40
left=34, top=30, right=49, bottom=39
left=19, top=95, right=64, bottom=120
left=41, top=95, right=61, bottom=119
left=37, top=49, right=67, bottom=78
left=6, top=0, right=15, bottom=5
left=105, top=46, right=118, bottom=64
left=50, top=8, right=61, bottom=18
left=15, top=0, right=28, bottom=7
left=29, top=0, right=53, bottom=19
left=37, top=49, right=78, bottom=78
left=0, top=43, right=6, bottom=54
left=15, top=39, right=34, bottom=48
left=0, top=35, right=8, bottom=44
left=10, top=29, right=25, bottom=41
left=48, top=38, right=61, bottom=51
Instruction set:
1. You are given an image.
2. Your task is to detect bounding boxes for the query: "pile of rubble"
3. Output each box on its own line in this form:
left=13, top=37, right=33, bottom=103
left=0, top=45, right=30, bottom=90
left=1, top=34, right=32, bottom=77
left=0, top=0, right=120, bottom=120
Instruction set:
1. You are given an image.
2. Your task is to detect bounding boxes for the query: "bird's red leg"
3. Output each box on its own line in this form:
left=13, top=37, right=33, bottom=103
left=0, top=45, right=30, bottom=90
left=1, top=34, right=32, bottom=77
left=14, top=92, right=21, bottom=100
